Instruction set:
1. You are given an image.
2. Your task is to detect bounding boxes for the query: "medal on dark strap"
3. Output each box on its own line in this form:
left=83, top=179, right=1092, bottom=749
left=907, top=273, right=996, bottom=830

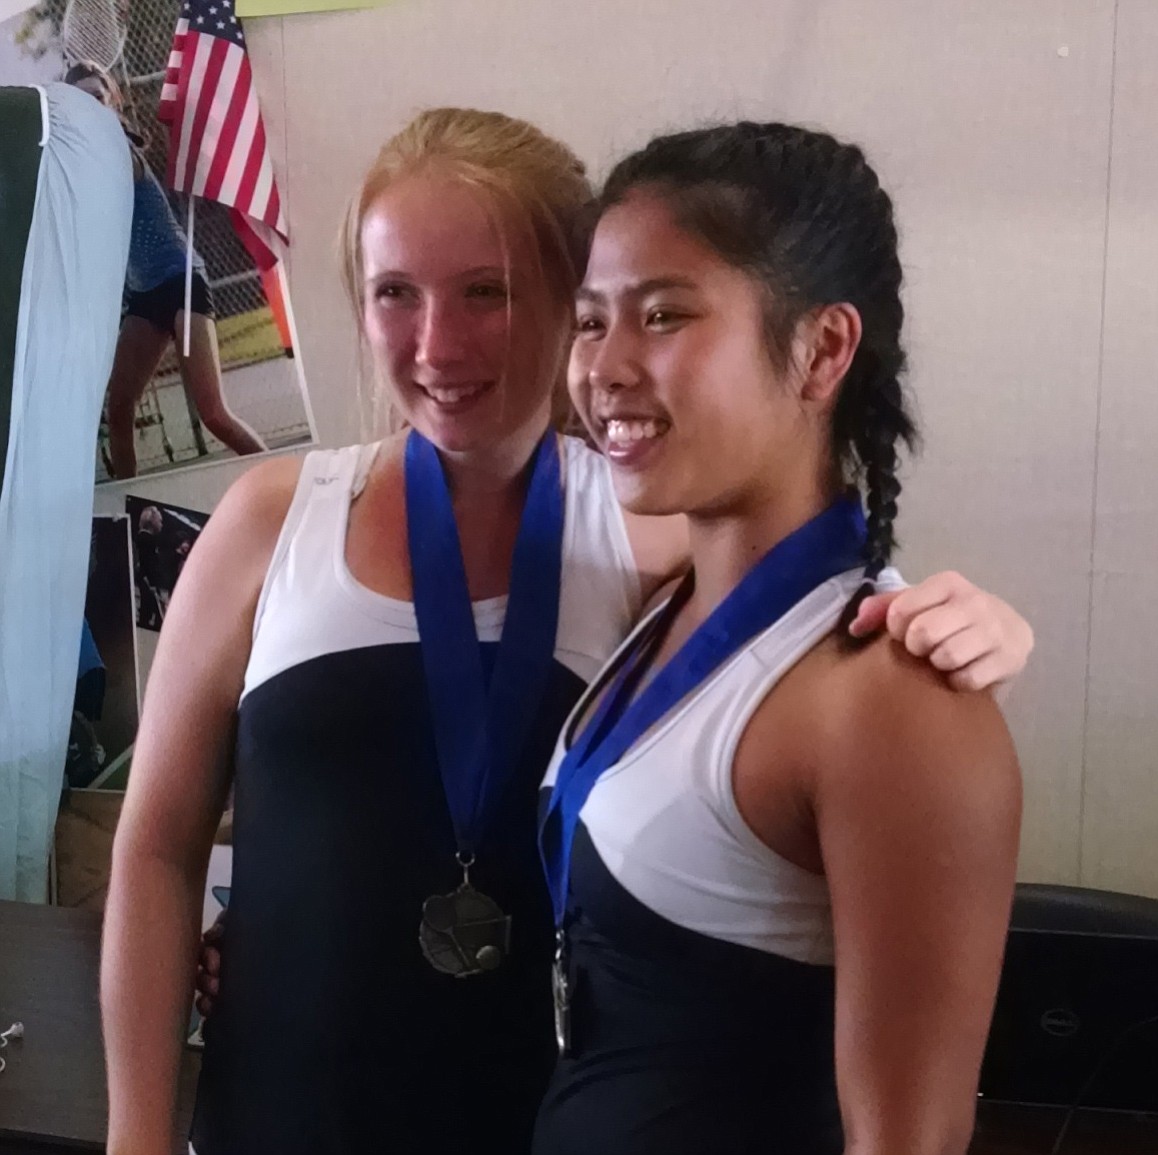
left=539, top=495, right=869, bottom=1051
left=407, top=429, right=564, bottom=978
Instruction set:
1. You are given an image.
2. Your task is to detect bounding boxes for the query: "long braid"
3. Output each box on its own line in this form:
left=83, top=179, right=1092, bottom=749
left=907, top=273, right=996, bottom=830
left=836, top=355, right=916, bottom=636
left=602, top=121, right=919, bottom=638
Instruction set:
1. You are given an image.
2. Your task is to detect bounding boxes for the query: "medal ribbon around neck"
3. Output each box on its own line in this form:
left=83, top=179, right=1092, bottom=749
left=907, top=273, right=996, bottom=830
left=538, top=495, right=869, bottom=929
left=405, top=429, right=564, bottom=860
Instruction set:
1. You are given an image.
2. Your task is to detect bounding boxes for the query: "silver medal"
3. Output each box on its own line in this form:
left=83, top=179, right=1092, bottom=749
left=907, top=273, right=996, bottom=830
left=419, top=853, right=511, bottom=978
left=552, top=929, right=571, bottom=1055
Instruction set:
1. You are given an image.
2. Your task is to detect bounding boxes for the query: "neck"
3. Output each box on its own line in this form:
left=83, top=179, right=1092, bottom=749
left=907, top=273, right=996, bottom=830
left=438, top=410, right=552, bottom=507
left=685, top=470, right=843, bottom=619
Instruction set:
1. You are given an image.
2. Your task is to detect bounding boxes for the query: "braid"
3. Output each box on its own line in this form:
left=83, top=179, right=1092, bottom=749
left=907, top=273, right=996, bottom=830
left=834, top=361, right=915, bottom=640
left=859, top=374, right=910, bottom=581
left=601, top=121, right=920, bottom=637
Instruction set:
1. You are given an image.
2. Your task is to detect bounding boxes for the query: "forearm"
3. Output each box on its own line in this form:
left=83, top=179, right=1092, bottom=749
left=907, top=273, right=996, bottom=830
left=101, top=843, right=205, bottom=1155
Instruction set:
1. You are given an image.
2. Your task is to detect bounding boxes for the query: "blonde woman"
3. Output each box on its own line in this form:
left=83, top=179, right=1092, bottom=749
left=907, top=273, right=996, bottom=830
left=102, top=109, right=1032, bottom=1155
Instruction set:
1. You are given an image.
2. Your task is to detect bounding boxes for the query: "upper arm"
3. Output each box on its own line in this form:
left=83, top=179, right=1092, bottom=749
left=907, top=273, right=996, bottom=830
left=113, top=455, right=302, bottom=873
left=620, top=508, right=690, bottom=603
left=815, top=644, right=1022, bottom=1154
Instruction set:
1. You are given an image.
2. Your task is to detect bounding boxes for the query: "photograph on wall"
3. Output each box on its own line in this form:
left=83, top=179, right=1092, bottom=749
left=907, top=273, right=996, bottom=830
left=66, top=515, right=140, bottom=792
left=2, top=0, right=316, bottom=486
left=124, top=494, right=209, bottom=631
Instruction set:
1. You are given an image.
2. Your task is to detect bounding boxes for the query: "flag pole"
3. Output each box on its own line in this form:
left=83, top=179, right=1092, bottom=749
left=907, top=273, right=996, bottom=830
left=183, top=196, right=195, bottom=357
left=276, top=259, right=318, bottom=445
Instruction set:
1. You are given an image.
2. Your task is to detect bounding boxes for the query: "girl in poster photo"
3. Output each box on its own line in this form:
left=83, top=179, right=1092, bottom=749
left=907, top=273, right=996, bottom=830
left=65, top=62, right=267, bottom=479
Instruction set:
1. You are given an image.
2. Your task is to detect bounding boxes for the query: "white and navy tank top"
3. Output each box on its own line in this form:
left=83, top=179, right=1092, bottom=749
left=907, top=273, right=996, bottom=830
left=533, top=566, right=903, bottom=1155
left=191, top=435, right=640, bottom=1155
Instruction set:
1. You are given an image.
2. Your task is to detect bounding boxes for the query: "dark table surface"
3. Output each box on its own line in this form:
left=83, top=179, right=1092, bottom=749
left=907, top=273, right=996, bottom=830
left=0, top=899, right=198, bottom=1154
left=971, top=1100, right=1158, bottom=1154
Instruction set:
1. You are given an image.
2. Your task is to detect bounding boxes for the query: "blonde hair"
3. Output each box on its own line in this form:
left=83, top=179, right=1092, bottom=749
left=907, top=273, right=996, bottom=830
left=340, top=108, right=595, bottom=437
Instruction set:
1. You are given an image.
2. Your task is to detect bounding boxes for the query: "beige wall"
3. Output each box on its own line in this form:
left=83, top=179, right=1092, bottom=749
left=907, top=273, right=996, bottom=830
left=227, top=0, right=1155, bottom=893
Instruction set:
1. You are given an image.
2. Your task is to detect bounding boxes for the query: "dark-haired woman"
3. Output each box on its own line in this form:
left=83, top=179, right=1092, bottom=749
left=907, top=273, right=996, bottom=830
left=536, top=123, right=1022, bottom=1155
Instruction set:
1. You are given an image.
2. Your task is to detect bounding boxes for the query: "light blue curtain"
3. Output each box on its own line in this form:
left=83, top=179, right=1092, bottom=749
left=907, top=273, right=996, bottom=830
left=0, top=83, right=132, bottom=900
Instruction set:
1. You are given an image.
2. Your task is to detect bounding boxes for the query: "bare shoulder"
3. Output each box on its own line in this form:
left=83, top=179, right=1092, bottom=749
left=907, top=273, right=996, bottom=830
left=810, top=634, right=1022, bottom=823
left=214, top=452, right=304, bottom=527
left=179, top=453, right=304, bottom=606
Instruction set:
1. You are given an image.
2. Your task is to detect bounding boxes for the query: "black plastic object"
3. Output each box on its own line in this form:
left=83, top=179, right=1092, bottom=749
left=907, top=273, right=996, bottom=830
left=980, top=883, right=1158, bottom=1112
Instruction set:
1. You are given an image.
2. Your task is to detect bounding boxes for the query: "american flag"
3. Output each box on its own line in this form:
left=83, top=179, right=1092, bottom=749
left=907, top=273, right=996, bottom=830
left=158, top=0, right=288, bottom=270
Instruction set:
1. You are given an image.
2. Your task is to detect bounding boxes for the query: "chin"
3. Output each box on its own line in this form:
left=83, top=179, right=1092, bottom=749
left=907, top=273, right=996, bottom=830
left=408, top=401, right=496, bottom=454
left=421, top=419, right=489, bottom=456
left=610, top=473, right=686, bottom=519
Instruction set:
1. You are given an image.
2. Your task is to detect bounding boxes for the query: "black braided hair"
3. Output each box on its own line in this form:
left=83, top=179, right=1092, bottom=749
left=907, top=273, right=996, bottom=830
left=599, top=122, right=918, bottom=635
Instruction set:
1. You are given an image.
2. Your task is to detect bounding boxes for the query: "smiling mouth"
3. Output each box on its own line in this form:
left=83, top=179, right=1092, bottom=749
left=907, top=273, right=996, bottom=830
left=603, top=417, right=670, bottom=450
left=418, top=381, right=493, bottom=407
left=597, top=417, right=671, bottom=461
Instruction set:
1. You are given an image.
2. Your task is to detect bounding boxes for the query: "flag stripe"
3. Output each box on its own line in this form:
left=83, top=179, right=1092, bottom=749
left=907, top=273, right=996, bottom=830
left=158, top=19, right=188, bottom=120
left=172, top=31, right=209, bottom=190
left=183, top=33, right=229, bottom=194
left=193, top=42, right=242, bottom=194
left=201, top=52, right=249, bottom=201
left=217, top=82, right=258, bottom=208
left=249, top=143, right=274, bottom=227
left=233, top=108, right=266, bottom=224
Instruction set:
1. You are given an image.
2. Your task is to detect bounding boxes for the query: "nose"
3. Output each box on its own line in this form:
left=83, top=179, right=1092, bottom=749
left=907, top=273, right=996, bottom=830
left=415, top=297, right=469, bottom=373
left=584, top=321, right=642, bottom=393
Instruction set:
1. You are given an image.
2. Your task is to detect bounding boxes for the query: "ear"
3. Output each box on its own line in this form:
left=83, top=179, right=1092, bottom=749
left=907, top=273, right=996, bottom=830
left=796, top=303, right=862, bottom=407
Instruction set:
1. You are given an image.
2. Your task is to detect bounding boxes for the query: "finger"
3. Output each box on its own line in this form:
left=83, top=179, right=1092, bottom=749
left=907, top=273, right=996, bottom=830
left=883, top=571, right=969, bottom=637
left=847, top=590, right=901, bottom=637
left=202, top=947, right=222, bottom=977
left=928, top=626, right=995, bottom=675
left=947, top=653, right=1008, bottom=694
left=204, top=915, right=226, bottom=943
left=899, top=603, right=976, bottom=658
left=195, top=995, right=214, bottom=1018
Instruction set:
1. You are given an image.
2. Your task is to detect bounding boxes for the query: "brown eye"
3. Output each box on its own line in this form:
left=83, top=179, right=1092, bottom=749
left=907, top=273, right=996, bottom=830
left=575, top=316, right=604, bottom=336
left=467, top=282, right=509, bottom=301
left=374, top=282, right=409, bottom=302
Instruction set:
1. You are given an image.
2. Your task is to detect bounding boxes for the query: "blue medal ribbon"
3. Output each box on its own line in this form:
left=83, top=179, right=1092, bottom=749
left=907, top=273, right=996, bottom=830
left=539, top=495, right=868, bottom=927
left=406, top=429, right=564, bottom=857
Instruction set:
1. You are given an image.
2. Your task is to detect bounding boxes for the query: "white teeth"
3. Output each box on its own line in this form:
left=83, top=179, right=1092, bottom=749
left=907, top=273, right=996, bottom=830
left=606, top=418, right=663, bottom=445
left=426, top=383, right=486, bottom=405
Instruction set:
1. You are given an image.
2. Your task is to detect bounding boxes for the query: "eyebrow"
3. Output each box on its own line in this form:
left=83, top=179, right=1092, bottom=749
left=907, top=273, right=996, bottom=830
left=364, top=265, right=509, bottom=286
left=576, top=276, right=700, bottom=303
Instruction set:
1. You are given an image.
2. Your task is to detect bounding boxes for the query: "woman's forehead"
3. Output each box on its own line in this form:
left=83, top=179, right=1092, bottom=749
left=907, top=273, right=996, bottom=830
left=361, top=174, right=531, bottom=280
left=582, top=193, right=734, bottom=296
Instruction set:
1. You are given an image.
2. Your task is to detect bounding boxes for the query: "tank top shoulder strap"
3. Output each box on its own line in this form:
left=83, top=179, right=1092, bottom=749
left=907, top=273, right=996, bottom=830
left=250, top=444, right=366, bottom=642
left=552, top=436, right=643, bottom=684
left=558, top=435, right=641, bottom=615
left=704, top=564, right=906, bottom=844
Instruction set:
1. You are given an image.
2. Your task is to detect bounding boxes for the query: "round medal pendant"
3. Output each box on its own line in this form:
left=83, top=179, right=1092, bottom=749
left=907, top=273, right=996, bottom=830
left=419, top=882, right=511, bottom=977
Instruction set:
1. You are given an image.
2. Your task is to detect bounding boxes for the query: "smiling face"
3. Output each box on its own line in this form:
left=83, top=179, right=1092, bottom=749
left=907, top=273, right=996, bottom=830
left=360, top=170, right=563, bottom=457
left=570, top=190, right=826, bottom=520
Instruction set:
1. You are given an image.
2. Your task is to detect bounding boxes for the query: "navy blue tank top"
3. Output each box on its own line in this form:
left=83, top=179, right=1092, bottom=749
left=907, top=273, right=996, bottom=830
left=532, top=568, right=904, bottom=1154
left=189, top=439, right=640, bottom=1155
